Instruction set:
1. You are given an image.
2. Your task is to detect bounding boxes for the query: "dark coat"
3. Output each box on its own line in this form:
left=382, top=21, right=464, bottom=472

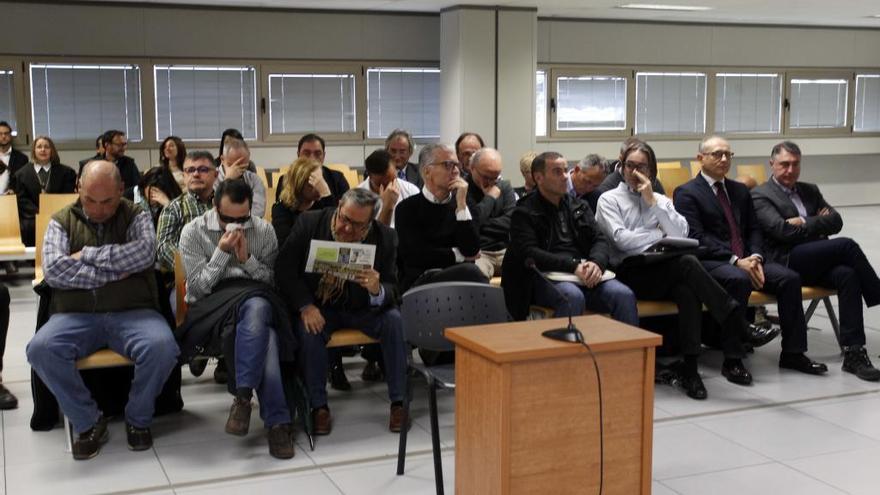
left=4, top=148, right=28, bottom=177
left=275, top=207, right=400, bottom=314
left=11, top=163, right=77, bottom=246
left=501, top=191, right=610, bottom=321
left=751, top=180, right=842, bottom=265
left=274, top=166, right=350, bottom=204
left=465, top=176, right=516, bottom=251
left=673, top=176, right=764, bottom=269
left=401, top=162, right=423, bottom=189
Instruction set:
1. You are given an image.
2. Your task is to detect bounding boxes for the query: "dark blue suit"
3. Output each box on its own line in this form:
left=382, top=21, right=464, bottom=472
left=674, top=175, right=809, bottom=353
left=752, top=180, right=880, bottom=347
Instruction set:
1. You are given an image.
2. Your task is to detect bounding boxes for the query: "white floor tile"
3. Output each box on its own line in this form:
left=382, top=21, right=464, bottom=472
left=324, top=453, right=454, bottom=495
left=305, top=419, right=434, bottom=465
left=784, top=447, right=880, bottom=495
left=652, top=423, right=770, bottom=480
left=793, top=395, right=880, bottom=441
left=663, top=462, right=845, bottom=495
left=652, top=481, right=681, bottom=495
left=175, top=470, right=342, bottom=495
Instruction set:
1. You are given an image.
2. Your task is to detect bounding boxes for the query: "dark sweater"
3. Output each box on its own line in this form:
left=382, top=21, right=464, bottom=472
left=395, top=192, right=480, bottom=290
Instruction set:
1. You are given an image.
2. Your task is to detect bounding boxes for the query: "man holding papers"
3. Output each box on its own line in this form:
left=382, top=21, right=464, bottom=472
left=275, top=188, right=407, bottom=436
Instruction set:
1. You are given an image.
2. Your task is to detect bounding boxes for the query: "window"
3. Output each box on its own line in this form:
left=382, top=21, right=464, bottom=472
left=0, top=70, right=16, bottom=135
left=30, top=63, right=142, bottom=142
left=635, top=72, right=706, bottom=135
left=556, top=74, right=627, bottom=131
left=367, top=67, right=439, bottom=139
left=788, top=76, right=849, bottom=130
left=854, top=74, right=880, bottom=132
left=536, top=70, right=547, bottom=137
left=268, top=71, right=356, bottom=136
left=715, top=73, right=782, bottom=134
left=154, top=65, right=257, bottom=141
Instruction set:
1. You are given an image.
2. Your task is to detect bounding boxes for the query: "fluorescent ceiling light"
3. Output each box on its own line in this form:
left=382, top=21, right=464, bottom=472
left=618, top=4, right=712, bottom=11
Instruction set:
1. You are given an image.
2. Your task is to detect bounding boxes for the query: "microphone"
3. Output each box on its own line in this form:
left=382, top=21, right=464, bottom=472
left=525, top=258, right=584, bottom=343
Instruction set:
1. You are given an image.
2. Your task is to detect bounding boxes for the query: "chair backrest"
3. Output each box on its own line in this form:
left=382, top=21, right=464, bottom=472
left=401, top=282, right=509, bottom=353
left=326, top=163, right=360, bottom=189
left=270, top=170, right=285, bottom=189
left=657, top=167, right=692, bottom=198
left=737, top=164, right=767, bottom=184
left=689, top=161, right=702, bottom=177
left=35, top=194, right=78, bottom=269
left=656, top=161, right=681, bottom=169
left=265, top=186, right=276, bottom=221
left=0, top=195, right=23, bottom=248
left=174, top=250, right=188, bottom=327
left=255, top=166, right=269, bottom=190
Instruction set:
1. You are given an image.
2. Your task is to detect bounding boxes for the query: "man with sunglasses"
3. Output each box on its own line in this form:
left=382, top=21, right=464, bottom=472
left=674, top=136, right=828, bottom=377
left=275, top=188, right=407, bottom=435
left=177, top=179, right=296, bottom=459
left=466, top=147, right=516, bottom=279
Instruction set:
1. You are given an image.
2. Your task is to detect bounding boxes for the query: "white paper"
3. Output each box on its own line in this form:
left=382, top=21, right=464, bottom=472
left=305, top=240, right=377, bottom=281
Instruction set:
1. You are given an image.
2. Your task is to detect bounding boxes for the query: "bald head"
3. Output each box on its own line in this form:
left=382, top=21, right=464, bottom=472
left=79, top=160, right=124, bottom=224
left=470, top=148, right=503, bottom=190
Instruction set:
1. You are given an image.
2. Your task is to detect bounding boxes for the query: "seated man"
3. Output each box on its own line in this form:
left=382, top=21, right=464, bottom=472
left=177, top=179, right=296, bottom=459
left=385, top=129, right=423, bottom=189
left=752, top=141, right=880, bottom=381
left=595, top=137, right=665, bottom=199
left=455, top=132, right=484, bottom=176
left=26, top=161, right=179, bottom=460
left=275, top=188, right=407, bottom=435
left=501, top=151, right=638, bottom=325
left=466, top=148, right=516, bottom=279
left=216, top=138, right=266, bottom=218
left=357, top=149, right=419, bottom=228
left=395, top=143, right=487, bottom=291
left=569, top=153, right=608, bottom=212
left=675, top=136, right=827, bottom=376
left=595, top=141, right=757, bottom=398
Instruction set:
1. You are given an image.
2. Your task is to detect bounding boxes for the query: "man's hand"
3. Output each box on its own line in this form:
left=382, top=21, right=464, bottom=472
left=450, top=177, right=469, bottom=211
left=818, top=207, right=832, bottom=216
left=735, top=255, right=765, bottom=289
left=464, top=252, right=482, bottom=262
left=224, top=156, right=248, bottom=180
left=308, top=169, right=331, bottom=198
left=785, top=216, right=806, bottom=227
left=234, top=231, right=249, bottom=263
left=380, top=180, right=400, bottom=209
left=483, top=183, right=501, bottom=199
left=70, top=251, right=83, bottom=260
left=633, top=170, right=655, bottom=207
left=301, top=304, right=326, bottom=334
left=355, top=268, right=382, bottom=296
left=575, top=261, right=603, bottom=289
left=218, top=231, right=238, bottom=253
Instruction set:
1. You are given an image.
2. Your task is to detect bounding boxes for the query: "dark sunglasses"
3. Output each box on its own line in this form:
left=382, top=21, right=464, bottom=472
left=218, top=212, right=251, bottom=224
left=184, top=166, right=214, bottom=175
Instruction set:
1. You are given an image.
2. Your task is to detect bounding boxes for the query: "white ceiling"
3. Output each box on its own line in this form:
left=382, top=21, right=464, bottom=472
left=87, top=0, right=880, bottom=28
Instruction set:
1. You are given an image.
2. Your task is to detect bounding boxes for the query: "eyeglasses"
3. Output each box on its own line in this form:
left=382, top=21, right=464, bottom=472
left=624, top=161, right=650, bottom=173
left=218, top=212, right=251, bottom=224
left=336, top=210, right=370, bottom=231
left=184, top=166, right=213, bottom=175
left=703, top=150, right=734, bottom=161
left=431, top=160, right=460, bottom=171
left=299, top=150, right=324, bottom=160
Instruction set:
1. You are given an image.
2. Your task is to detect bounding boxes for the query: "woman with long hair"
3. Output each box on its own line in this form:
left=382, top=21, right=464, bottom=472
left=159, top=136, right=187, bottom=190
left=272, top=156, right=330, bottom=246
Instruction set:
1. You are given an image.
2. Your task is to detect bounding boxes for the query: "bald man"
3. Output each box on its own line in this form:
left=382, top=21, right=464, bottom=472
left=27, top=161, right=179, bottom=460
left=466, top=148, right=516, bottom=279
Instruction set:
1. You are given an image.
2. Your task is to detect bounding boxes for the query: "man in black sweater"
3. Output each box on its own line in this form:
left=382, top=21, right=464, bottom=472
left=395, top=143, right=487, bottom=291
left=466, top=147, right=516, bottom=279
left=98, top=130, right=141, bottom=200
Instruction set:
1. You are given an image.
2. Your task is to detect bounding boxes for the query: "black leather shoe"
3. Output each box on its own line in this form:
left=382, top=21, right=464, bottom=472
left=747, top=323, right=780, bottom=348
left=126, top=423, right=153, bottom=451
left=722, top=359, right=753, bottom=385
left=329, top=363, right=351, bottom=391
left=72, top=416, right=109, bottom=460
left=213, top=358, right=228, bottom=384
left=779, top=353, right=828, bottom=375
left=0, top=384, right=18, bottom=410
left=679, top=372, right=708, bottom=400
left=842, top=347, right=880, bottom=381
left=189, top=357, right=208, bottom=377
left=361, top=361, right=384, bottom=382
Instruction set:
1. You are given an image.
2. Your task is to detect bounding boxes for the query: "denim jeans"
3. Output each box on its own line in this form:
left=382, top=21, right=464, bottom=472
left=26, top=308, right=179, bottom=434
left=533, top=276, right=639, bottom=326
left=234, top=296, right=290, bottom=427
left=298, top=307, right=406, bottom=409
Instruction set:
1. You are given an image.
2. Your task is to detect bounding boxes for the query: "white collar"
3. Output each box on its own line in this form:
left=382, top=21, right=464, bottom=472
left=700, top=170, right=725, bottom=189
left=422, top=186, right=452, bottom=204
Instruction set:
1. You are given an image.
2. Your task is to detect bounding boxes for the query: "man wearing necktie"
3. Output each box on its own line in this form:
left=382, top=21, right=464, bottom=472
left=752, top=141, right=880, bottom=381
left=674, top=136, right=828, bottom=379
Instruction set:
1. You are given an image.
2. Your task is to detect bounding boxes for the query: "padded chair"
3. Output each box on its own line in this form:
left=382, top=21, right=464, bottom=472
left=396, top=281, right=510, bottom=495
left=255, top=166, right=269, bottom=190
left=657, top=161, right=682, bottom=169
left=657, top=167, right=692, bottom=198
left=737, top=164, right=767, bottom=184
left=690, top=160, right=702, bottom=177
left=326, top=163, right=361, bottom=189
left=0, top=195, right=26, bottom=255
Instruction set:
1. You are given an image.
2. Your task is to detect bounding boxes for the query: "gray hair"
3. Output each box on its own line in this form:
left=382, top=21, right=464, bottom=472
left=770, top=141, right=801, bottom=160
left=222, top=137, right=249, bottom=157
left=385, top=129, right=414, bottom=153
left=418, top=143, right=455, bottom=174
left=186, top=150, right=215, bottom=164
left=578, top=153, right=606, bottom=171
left=699, top=135, right=727, bottom=153
left=469, top=147, right=500, bottom=171
left=340, top=187, right=380, bottom=218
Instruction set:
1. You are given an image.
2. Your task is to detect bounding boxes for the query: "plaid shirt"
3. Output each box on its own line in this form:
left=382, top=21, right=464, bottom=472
left=155, top=191, right=212, bottom=272
left=43, top=210, right=156, bottom=290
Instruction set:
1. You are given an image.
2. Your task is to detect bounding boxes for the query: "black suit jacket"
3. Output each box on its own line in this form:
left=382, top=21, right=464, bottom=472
left=5, top=149, right=28, bottom=177
left=78, top=153, right=103, bottom=175
left=465, top=176, right=516, bottom=251
left=402, top=162, right=423, bottom=189
left=11, top=163, right=77, bottom=220
left=274, top=207, right=399, bottom=315
left=751, top=180, right=842, bottom=264
left=673, top=176, right=764, bottom=268
left=113, top=156, right=141, bottom=200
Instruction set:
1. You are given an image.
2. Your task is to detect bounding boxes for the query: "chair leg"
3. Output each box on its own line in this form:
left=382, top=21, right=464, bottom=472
left=396, top=367, right=414, bottom=475
left=428, top=381, right=444, bottom=495
left=64, top=413, right=72, bottom=453
left=822, top=296, right=843, bottom=350
left=804, top=298, right=821, bottom=327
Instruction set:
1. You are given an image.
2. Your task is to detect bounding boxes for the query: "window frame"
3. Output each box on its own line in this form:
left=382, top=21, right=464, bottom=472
left=634, top=68, right=708, bottom=138
left=364, top=64, right=442, bottom=142
left=783, top=70, right=854, bottom=137
left=546, top=67, right=633, bottom=140
left=852, top=72, right=880, bottom=137
left=707, top=69, right=784, bottom=138
left=0, top=57, right=29, bottom=148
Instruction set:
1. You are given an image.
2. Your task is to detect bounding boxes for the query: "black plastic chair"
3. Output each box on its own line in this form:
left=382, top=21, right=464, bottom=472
left=395, top=281, right=509, bottom=495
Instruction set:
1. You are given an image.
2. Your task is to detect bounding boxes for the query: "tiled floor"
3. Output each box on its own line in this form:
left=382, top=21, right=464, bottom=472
left=4, top=205, right=880, bottom=494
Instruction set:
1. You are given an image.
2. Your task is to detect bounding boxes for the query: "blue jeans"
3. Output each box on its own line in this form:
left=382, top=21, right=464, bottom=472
left=533, top=276, right=639, bottom=326
left=234, top=297, right=290, bottom=427
left=26, top=309, right=179, bottom=434
left=298, top=307, right=406, bottom=409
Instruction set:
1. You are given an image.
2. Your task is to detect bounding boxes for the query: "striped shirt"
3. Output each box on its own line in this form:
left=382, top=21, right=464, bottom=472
left=155, top=191, right=212, bottom=271
left=178, top=208, right=278, bottom=303
left=43, top=210, right=156, bottom=290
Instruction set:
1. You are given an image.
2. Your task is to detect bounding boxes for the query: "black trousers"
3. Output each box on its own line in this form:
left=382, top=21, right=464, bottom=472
left=0, top=284, right=8, bottom=373
left=617, top=255, right=746, bottom=358
left=705, top=260, right=807, bottom=353
left=788, top=237, right=880, bottom=347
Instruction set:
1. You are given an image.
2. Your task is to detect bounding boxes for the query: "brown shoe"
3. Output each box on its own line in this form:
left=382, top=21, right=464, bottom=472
left=313, top=407, right=332, bottom=436
left=225, top=397, right=252, bottom=436
left=389, top=404, right=407, bottom=433
left=267, top=423, right=295, bottom=459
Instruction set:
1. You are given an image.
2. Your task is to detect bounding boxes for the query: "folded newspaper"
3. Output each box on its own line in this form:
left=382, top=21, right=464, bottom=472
left=544, top=270, right=616, bottom=286
left=305, top=240, right=376, bottom=281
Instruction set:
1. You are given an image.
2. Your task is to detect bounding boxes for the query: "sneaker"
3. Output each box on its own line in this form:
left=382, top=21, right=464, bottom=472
left=843, top=347, right=880, bottom=381
left=72, top=416, right=109, bottom=460
left=225, top=397, right=252, bottom=436
left=267, top=423, right=295, bottom=459
left=126, top=423, right=153, bottom=451
left=213, top=358, right=228, bottom=384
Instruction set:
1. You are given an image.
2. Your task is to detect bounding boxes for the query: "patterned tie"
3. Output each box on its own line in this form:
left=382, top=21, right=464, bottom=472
left=713, top=182, right=745, bottom=258
left=38, top=168, right=49, bottom=190
left=397, top=169, right=406, bottom=180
